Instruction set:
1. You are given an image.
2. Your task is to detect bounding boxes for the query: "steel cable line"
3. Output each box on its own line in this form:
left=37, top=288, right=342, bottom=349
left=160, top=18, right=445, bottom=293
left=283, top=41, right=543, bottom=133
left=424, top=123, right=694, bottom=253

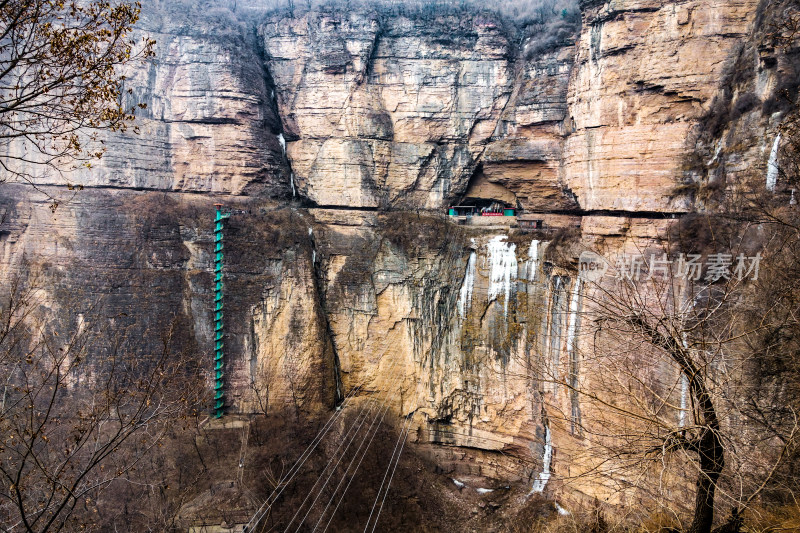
left=362, top=409, right=414, bottom=533
left=247, top=336, right=418, bottom=531
left=311, top=397, right=397, bottom=532
left=362, top=357, right=427, bottom=533
left=244, top=380, right=368, bottom=532
left=312, top=371, right=412, bottom=532
left=366, top=413, right=413, bottom=533
left=282, top=394, right=381, bottom=532
left=245, top=396, right=360, bottom=531
left=285, top=351, right=410, bottom=532
left=283, top=352, right=409, bottom=533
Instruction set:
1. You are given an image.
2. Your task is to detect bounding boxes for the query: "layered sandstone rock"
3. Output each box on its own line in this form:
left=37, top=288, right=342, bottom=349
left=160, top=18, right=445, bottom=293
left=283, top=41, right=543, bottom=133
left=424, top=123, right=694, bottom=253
left=16, top=0, right=764, bottom=213
left=256, top=0, right=762, bottom=214
left=30, top=4, right=292, bottom=196
left=307, top=215, right=549, bottom=480
left=0, top=0, right=788, bottom=525
left=563, top=0, right=759, bottom=211
left=480, top=44, right=580, bottom=212
left=259, top=8, right=585, bottom=212
left=260, top=9, right=518, bottom=208
left=677, top=0, right=798, bottom=206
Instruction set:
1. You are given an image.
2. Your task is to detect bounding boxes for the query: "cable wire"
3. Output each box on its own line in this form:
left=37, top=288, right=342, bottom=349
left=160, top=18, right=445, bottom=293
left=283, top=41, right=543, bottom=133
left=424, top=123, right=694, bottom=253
left=313, top=373, right=410, bottom=532
left=244, top=380, right=367, bottom=532
left=283, top=352, right=408, bottom=532
left=367, top=414, right=413, bottom=533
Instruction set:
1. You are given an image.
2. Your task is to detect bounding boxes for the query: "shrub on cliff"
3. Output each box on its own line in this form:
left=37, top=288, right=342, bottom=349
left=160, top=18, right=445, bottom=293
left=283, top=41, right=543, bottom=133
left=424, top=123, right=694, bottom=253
left=224, top=0, right=579, bottom=28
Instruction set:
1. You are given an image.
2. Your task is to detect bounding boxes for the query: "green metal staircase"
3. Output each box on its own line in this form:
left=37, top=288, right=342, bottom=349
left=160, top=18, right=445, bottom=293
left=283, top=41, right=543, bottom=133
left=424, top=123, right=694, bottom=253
left=214, top=204, right=230, bottom=418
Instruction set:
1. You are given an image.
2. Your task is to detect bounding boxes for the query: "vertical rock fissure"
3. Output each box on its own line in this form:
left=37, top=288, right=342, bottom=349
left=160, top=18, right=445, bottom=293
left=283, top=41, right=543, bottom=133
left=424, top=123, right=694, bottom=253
left=254, top=23, right=298, bottom=201
left=308, top=228, right=344, bottom=406
left=248, top=313, right=262, bottom=411
left=357, top=22, right=382, bottom=86
left=488, top=33, right=522, bottom=143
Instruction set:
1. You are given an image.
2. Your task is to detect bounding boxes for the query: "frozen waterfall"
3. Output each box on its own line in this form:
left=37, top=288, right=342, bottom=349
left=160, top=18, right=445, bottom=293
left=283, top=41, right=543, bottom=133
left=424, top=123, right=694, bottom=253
left=278, top=133, right=286, bottom=154
left=487, top=236, right=518, bottom=317
left=565, top=280, right=581, bottom=355
left=566, top=280, right=582, bottom=433
left=457, top=251, right=477, bottom=318
left=767, top=134, right=781, bottom=191
left=527, top=239, right=540, bottom=281
left=530, top=424, right=553, bottom=494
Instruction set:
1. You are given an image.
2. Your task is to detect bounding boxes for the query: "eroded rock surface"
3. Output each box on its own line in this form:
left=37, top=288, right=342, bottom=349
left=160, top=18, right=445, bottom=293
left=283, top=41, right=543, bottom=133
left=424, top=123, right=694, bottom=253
left=0, top=0, right=788, bottom=524
left=260, top=10, right=518, bottom=208
left=563, top=0, right=759, bottom=211
left=34, top=4, right=292, bottom=196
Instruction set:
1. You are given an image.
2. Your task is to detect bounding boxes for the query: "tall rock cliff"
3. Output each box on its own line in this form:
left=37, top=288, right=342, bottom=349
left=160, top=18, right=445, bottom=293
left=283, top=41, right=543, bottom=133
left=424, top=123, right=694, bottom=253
left=46, top=2, right=292, bottom=195
left=565, top=0, right=758, bottom=212
left=0, top=0, right=789, bottom=527
left=259, top=7, right=582, bottom=211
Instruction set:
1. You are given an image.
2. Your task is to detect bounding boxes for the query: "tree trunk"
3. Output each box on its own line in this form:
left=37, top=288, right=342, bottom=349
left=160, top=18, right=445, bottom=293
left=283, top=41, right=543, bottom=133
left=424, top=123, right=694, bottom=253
left=630, top=317, right=726, bottom=533
left=687, top=426, right=725, bottom=533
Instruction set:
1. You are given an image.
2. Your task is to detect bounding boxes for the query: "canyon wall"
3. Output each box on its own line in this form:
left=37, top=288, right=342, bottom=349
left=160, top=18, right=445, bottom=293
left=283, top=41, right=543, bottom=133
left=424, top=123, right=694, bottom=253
left=565, top=0, right=759, bottom=212
left=0, top=0, right=785, bottom=522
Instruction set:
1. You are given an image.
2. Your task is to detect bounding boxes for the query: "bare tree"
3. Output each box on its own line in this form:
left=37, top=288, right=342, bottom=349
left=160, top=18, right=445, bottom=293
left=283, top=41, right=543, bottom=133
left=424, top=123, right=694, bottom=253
left=0, top=270, right=205, bottom=532
left=0, top=0, right=154, bottom=207
left=543, top=226, right=800, bottom=532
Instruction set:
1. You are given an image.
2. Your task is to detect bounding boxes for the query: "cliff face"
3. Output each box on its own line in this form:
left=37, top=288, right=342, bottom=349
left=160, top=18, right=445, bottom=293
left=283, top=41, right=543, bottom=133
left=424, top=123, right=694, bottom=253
left=257, top=0, right=761, bottom=213
left=25, top=0, right=763, bottom=211
left=565, top=0, right=759, bottom=212
left=260, top=10, right=517, bottom=208
left=259, top=8, right=583, bottom=212
left=51, top=4, right=292, bottom=195
left=0, top=0, right=785, bottom=524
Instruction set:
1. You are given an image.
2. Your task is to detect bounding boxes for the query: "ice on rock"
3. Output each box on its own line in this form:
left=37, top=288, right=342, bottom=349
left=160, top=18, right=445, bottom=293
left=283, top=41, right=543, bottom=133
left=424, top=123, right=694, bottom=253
left=530, top=424, right=552, bottom=494
left=457, top=252, right=476, bottom=318
left=487, top=236, right=518, bottom=316
left=527, top=239, right=540, bottom=281
left=566, top=280, right=581, bottom=357
left=767, top=134, right=781, bottom=191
